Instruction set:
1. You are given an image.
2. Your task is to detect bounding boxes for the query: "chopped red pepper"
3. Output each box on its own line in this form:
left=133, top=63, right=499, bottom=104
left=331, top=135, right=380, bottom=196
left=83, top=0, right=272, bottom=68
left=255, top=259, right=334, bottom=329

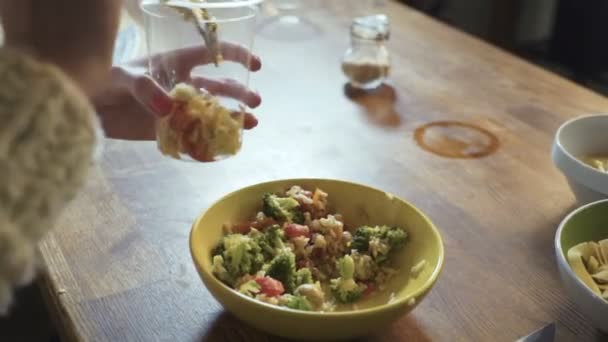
left=255, top=277, right=285, bottom=297
left=231, top=222, right=253, bottom=234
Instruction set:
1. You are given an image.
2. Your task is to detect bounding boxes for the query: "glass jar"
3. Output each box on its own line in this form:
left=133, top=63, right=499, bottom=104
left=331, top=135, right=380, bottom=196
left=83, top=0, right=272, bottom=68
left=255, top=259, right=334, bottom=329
left=342, top=14, right=390, bottom=90
left=141, top=0, right=262, bottom=162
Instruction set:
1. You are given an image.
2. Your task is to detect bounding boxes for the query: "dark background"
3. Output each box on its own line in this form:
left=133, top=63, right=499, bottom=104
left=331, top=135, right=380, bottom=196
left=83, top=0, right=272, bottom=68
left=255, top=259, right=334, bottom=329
left=404, top=0, right=608, bottom=95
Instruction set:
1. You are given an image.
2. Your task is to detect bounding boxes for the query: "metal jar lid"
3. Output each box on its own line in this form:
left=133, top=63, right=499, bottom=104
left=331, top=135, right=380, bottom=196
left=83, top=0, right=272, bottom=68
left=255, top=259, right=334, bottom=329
left=351, top=14, right=390, bottom=41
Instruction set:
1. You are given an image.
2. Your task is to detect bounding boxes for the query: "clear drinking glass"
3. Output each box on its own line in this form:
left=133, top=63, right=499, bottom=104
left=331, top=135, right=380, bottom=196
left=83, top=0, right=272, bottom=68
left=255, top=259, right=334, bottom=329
left=141, top=0, right=262, bottom=162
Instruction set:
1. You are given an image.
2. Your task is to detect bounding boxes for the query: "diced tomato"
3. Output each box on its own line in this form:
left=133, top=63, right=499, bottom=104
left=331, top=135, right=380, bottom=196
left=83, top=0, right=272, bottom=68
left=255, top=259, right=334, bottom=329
left=255, top=277, right=284, bottom=297
left=284, top=223, right=310, bottom=239
left=363, top=282, right=376, bottom=296
left=231, top=222, right=252, bottom=234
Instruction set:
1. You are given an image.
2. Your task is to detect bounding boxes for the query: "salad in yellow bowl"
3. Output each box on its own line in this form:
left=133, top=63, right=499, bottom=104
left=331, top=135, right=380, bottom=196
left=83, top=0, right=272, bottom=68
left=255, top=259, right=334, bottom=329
left=211, top=185, right=409, bottom=312
left=190, top=179, right=444, bottom=340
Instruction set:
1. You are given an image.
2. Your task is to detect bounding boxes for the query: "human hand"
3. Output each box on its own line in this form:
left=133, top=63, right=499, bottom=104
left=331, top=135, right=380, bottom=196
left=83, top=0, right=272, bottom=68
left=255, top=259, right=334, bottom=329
left=93, top=43, right=262, bottom=141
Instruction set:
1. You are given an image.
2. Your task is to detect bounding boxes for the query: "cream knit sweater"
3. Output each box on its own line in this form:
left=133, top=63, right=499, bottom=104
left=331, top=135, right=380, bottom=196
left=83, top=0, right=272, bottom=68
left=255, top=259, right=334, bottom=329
left=0, top=48, right=98, bottom=314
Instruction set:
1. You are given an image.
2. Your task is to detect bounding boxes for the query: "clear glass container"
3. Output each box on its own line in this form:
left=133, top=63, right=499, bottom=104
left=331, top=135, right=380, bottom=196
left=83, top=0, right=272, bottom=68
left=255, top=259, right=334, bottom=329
left=141, top=0, right=262, bottom=162
left=342, top=14, right=391, bottom=90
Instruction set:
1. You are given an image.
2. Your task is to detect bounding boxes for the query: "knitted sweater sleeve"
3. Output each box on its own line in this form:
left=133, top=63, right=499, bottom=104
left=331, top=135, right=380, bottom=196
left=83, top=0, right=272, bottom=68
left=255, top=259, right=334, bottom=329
left=0, top=48, right=99, bottom=314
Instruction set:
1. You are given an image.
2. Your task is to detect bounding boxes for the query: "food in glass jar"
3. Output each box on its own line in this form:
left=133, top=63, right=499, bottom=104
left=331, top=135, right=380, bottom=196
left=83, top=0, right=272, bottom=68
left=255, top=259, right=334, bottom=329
left=342, top=61, right=390, bottom=86
left=156, top=83, right=243, bottom=162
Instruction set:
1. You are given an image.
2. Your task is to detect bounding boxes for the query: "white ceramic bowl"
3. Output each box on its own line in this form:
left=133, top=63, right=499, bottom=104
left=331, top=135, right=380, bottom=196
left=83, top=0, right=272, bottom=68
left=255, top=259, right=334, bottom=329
left=551, top=114, right=608, bottom=205
left=555, top=199, right=608, bottom=333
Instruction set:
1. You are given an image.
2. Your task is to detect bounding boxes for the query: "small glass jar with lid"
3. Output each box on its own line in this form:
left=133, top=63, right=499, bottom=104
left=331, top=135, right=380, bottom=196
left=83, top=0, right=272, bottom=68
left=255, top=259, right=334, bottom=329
left=341, top=14, right=390, bottom=90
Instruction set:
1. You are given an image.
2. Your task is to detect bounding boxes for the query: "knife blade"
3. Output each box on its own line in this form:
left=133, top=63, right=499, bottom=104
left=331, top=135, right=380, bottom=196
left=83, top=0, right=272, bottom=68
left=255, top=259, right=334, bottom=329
left=516, top=323, right=556, bottom=342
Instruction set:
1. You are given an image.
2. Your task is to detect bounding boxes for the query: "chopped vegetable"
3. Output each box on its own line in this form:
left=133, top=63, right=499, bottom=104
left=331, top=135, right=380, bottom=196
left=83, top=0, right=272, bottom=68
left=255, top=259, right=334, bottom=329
left=330, top=255, right=365, bottom=303
left=295, top=267, right=314, bottom=287
left=263, top=193, right=305, bottom=224
left=351, top=225, right=407, bottom=262
left=280, top=294, right=313, bottom=311
left=255, top=276, right=285, bottom=297
left=238, top=279, right=261, bottom=297
left=213, top=234, right=265, bottom=286
left=266, top=252, right=297, bottom=293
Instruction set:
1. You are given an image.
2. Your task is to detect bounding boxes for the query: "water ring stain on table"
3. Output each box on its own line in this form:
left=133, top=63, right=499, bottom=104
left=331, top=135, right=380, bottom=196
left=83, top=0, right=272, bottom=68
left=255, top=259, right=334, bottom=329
left=414, top=121, right=500, bottom=158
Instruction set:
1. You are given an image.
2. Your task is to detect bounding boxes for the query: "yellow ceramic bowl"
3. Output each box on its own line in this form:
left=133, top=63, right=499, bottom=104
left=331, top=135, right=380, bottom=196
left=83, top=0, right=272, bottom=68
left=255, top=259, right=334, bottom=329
left=190, top=179, right=444, bottom=340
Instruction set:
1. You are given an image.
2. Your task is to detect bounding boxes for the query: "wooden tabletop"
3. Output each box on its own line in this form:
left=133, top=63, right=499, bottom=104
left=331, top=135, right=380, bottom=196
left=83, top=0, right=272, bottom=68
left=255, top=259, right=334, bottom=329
left=38, top=1, right=608, bottom=341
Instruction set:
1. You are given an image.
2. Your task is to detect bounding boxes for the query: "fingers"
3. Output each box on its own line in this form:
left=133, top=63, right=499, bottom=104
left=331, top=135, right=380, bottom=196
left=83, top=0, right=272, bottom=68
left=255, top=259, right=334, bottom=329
left=113, top=67, right=261, bottom=134
left=154, top=42, right=262, bottom=78
left=132, top=76, right=174, bottom=116
left=190, top=77, right=261, bottom=108
left=238, top=112, right=258, bottom=130
left=110, top=67, right=174, bottom=117
left=220, top=42, right=262, bottom=71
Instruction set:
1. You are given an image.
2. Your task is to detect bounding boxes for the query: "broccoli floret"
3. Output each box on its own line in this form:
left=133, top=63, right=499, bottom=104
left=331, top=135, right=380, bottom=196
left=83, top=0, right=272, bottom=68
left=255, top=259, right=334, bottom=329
left=248, top=226, right=290, bottom=259
left=262, top=193, right=305, bottom=224
left=330, top=255, right=364, bottom=303
left=212, top=255, right=233, bottom=285
left=237, top=279, right=261, bottom=297
left=266, top=224, right=287, bottom=250
left=213, top=234, right=265, bottom=285
left=351, top=227, right=372, bottom=251
left=248, top=228, right=274, bottom=259
left=280, top=294, right=313, bottom=311
left=266, top=252, right=297, bottom=293
left=295, top=267, right=313, bottom=287
left=351, top=252, right=377, bottom=281
left=292, top=210, right=305, bottom=225
left=385, top=227, right=408, bottom=247
left=351, top=225, right=407, bottom=260
left=211, top=242, right=225, bottom=258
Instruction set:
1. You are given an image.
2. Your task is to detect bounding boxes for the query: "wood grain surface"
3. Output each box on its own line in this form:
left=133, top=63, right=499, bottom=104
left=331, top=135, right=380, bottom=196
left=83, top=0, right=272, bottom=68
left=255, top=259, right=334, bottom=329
left=37, top=1, right=608, bottom=341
